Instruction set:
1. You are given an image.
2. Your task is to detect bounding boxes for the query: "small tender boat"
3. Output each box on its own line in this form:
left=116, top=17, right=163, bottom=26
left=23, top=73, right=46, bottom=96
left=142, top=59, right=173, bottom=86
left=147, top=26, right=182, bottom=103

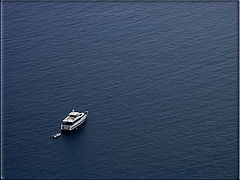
left=61, top=109, right=88, bottom=131
left=52, top=132, right=61, bottom=138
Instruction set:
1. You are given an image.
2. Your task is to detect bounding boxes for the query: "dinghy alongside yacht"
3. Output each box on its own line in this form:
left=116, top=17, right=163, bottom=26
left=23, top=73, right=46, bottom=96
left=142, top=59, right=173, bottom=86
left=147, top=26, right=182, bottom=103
left=52, top=132, right=61, bottom=138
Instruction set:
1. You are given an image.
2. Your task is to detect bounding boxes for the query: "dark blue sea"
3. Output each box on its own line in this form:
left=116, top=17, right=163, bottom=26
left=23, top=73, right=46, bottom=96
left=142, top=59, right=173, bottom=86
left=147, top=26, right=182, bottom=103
left=2, top=1, right=239, bottom=179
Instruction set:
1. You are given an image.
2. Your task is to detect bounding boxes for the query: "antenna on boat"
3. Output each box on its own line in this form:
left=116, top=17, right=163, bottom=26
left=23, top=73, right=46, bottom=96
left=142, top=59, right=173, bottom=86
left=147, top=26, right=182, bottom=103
left=72, top=109, right=75, bottom=112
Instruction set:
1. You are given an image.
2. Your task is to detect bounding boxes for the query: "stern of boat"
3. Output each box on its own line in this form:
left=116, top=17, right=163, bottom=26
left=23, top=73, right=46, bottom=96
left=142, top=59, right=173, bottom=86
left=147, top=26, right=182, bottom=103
left=61, top=125, right=71, bottom=131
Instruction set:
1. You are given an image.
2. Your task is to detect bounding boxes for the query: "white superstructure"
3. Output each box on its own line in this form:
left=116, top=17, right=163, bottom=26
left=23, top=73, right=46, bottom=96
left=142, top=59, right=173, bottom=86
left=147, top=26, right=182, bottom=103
left=61, top=109, right=88, bottom=131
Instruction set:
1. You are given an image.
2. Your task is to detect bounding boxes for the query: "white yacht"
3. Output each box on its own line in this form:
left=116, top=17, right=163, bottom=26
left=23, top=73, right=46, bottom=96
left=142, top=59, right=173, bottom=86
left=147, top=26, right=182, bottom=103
left=61, top=109, right=88, bottom=131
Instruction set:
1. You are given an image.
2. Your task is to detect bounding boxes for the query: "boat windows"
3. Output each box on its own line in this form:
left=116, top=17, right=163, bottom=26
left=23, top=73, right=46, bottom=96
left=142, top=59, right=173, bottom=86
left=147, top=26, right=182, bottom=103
left=63, top=122, right=73, bottom=125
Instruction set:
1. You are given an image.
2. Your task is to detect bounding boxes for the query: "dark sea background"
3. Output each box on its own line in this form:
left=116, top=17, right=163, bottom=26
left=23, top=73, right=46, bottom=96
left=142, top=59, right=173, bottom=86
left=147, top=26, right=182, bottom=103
left=2, top=1, right=239, bottom=179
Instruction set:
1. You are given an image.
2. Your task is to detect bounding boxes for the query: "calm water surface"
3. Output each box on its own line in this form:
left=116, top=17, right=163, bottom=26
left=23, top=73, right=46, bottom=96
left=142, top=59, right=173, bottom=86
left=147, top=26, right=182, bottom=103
left=2, top=1, right=238, bottom=179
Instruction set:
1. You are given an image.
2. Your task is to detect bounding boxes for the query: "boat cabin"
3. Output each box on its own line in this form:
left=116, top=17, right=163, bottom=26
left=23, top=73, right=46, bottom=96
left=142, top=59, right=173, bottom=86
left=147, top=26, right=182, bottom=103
left=62, top=110, right=84, bottom=126
left=69, top=111, right=79, bottom=118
